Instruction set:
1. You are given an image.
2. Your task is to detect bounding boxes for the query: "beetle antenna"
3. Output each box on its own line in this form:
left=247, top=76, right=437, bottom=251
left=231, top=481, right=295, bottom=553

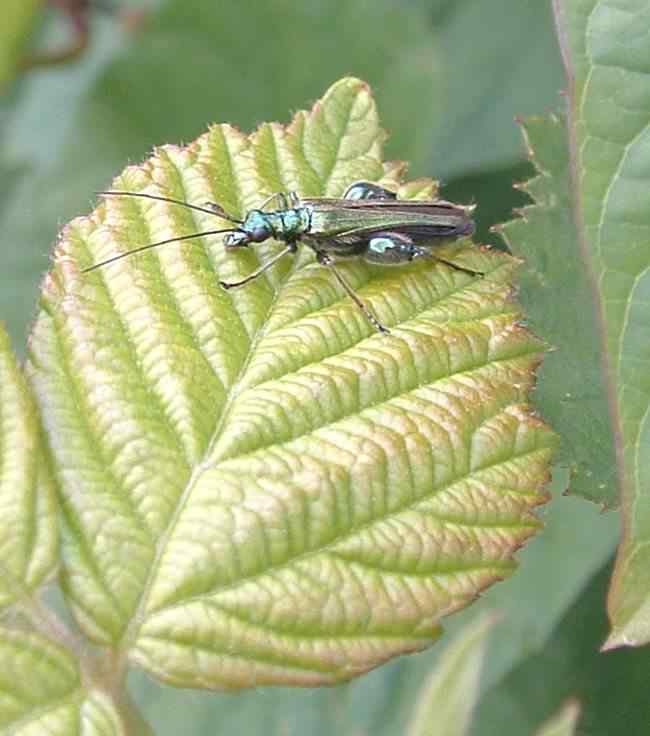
left=97, top=190, right=244, bottom=224
left=81, top=227, right=239, bottom=272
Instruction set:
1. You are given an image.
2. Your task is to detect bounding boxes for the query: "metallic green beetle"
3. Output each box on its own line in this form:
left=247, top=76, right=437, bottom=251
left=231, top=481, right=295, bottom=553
left=84, top=181, right=478, bottom=333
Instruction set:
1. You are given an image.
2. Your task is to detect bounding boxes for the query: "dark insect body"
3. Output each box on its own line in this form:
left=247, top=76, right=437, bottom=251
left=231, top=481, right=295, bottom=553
left=84, top=181, right=479, bottom=334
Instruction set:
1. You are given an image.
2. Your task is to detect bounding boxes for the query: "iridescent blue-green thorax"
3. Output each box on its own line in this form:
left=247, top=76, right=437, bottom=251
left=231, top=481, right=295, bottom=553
left=246, top=206, right=312, bottom=241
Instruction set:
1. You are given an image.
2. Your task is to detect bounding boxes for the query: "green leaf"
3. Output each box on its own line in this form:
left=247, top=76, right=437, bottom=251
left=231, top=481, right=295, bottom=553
left=470, top=557, right=620, bottom=736
left=0, top=321, right=57, bottom=611
left=542, top=1, right=650, bottom=646
left=407, top=615, right=494, bottom=736
left=0, top=323, right=89, bottom=731
left=0, top=627, right=129, bottom=735
left=132, top=494, right=619, bottom=736
left=27, top=77, right=557, bottom=689
left=534, top=701, right=580, bottom=736
left=499, top=115, right=617, bottom=504
left=0, top=627, right=78, bottom=731
left=0, top=0, right=42, bottom=91
left=428, top=0, right=565, bottom=178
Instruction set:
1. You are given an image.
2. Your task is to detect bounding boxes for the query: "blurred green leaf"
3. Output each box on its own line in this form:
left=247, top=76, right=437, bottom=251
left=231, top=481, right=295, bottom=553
left=534, top=702, right=580, bottom=736
left=27, top=77, right=556, bottom=690
left=407, top=615, right=494, bottom=736
left=427, top=0, right=565, bottom=179
left=0, top=0, right=42, bottom=91
left=471, top=558, right=650, bottom=736
left=0, top=9, right=136, bottom=352
left=463, top=476, right=618, bottom=692
left=547, top=1, right=650, bottom=645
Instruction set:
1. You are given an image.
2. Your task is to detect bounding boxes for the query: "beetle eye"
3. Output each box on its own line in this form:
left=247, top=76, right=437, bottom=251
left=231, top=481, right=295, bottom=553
left=250, top=225, right=270, bottom=242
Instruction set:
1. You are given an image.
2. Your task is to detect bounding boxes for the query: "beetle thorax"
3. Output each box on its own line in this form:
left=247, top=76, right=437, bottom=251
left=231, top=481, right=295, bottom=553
left=263, top=207, right=312, bottom=242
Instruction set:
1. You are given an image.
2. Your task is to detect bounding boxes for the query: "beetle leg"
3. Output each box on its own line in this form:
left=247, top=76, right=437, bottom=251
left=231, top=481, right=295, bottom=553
left=315, top=250, right=390, bottom=335
left=220, top=242, right=297, bottom=289
left=367, top=233, right=483, bottom=276
left=258, top=192, right=291, bottom=212
left=424, top=254, right=484, bottom=277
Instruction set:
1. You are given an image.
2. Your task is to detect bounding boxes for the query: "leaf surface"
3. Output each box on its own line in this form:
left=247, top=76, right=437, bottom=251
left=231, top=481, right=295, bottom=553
left=543, top=0, right=650, bottom=645
left=0, top=626, right=131, bottom=735
left=0, top=322, right=57, bottom=611
left=499, top=115, right=617, bottom=503
left=27, top=78, right=556, bottom=688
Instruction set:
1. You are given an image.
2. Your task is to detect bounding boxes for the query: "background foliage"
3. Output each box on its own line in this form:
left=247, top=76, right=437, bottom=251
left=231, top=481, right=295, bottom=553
left=1, top=1, right=647, bottom=735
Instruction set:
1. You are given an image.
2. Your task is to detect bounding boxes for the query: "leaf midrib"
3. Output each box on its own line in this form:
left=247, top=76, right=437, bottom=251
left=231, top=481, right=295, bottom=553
left=118, top=267, right=536, bottom=655
left=117, top=93, right=368, bottom=657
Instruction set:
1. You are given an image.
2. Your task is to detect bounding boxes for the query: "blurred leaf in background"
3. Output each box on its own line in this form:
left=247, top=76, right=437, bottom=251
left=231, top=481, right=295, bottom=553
left=471, top=559, right=650, bottom=736
left=0, top=0, right=42, bottom=92
left=426, top=0, right=564, bottom=179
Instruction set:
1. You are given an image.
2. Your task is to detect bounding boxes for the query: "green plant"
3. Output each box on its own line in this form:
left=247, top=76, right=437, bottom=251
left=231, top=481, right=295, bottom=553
left=3, top=74, right=555, bottom=725
left=1, top=2, right=649, bottom=735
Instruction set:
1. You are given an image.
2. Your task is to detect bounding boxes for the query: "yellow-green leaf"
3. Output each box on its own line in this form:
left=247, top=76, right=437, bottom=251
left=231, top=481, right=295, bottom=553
left=27, top=78, right=557, bottom=689
left=0, top=0, right=42, bottom=91
left=0, top=628, right=130, bottom=735
left=0, top=322, right=57, bottom=611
